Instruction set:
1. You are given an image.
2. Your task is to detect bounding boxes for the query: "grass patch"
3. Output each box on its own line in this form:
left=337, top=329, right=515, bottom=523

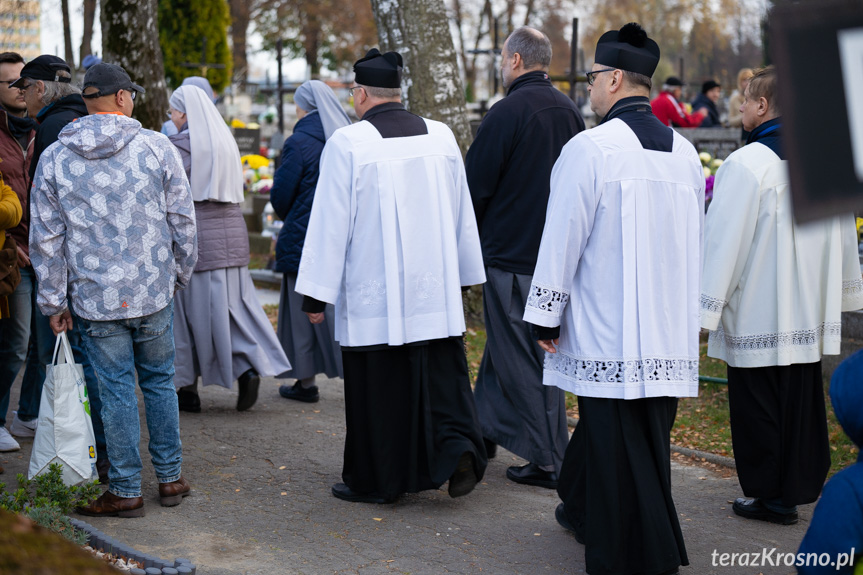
left=463, top=324, right=858, bottom=476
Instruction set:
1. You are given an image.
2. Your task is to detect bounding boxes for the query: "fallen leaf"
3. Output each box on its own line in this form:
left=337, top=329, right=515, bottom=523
left=235, top=489, right=241, bottom=492
left=373, top=518, right=382, bottom=522
left=281, top=492, right=287, bottom=496
left=534, top=533, right=541, bottom=536
left=279, top=466, right=286, bottom=470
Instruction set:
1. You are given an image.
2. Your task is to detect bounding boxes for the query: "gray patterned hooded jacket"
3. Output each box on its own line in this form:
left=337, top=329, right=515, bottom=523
left=30, top=113, right=197, bottom=321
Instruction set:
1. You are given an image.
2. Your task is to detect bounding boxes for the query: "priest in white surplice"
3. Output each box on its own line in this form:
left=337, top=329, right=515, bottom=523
left=295, top=49, right=488, bottom=504
left=701, top=67, right=863, bottom=525
left=524, top=24, right=703, bottom=575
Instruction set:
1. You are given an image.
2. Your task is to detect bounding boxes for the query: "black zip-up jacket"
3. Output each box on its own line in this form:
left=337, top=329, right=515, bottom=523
left=29, top=93, right=88, bottom=182
left=465, top=71, right=584, bottom=275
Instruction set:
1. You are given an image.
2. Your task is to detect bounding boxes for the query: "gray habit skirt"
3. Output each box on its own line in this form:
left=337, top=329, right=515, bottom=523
left=474, top=266, right=568, bottom=470
left=173, top=266, right=292, bottom=389
left=276, top=272, right=343, bottom=380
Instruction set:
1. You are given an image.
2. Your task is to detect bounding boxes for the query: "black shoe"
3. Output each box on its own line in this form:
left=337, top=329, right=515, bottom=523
left=177, top=388, right=201, bottom=413
left=732, top=497, right=798, bottom=525
left=331, top=483, right=394, bottom=504
left=448, top=452, right=478, bottom=498
left=279, top=381, right=320, bottom=403
left=483, top=438, right=497, bottom=459
left=237, top=369, right=260, bottom=412
left=506, top=463, right=558, bottom=489
left=555, top=503, right=584, bottom=544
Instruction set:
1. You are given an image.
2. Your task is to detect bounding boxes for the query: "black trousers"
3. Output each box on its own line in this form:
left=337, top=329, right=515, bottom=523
left=727, top=361, right=830, bottom=506
left=341, top=337, right=487, bottom=499
left=558, top=396, right=688, bottom=575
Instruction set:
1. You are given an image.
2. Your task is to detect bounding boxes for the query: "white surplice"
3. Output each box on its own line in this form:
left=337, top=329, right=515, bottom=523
left=700, top=142, right=863, bottom=367
left=295, top=119, right=486, bottom=347
left=523, top=119, right=705, bottom=400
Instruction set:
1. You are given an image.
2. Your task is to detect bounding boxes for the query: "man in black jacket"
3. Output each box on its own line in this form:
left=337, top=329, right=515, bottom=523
left=7, top=55, right=106, bottom=480
left=465, top=27, right=584, bottom=489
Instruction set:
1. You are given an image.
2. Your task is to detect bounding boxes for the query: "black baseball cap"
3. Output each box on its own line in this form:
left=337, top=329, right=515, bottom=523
left=81, top=63, right=145, bottom=99
left=9, top=55, right=71, bottom=88
left=664, top=76, right=684, bottom=87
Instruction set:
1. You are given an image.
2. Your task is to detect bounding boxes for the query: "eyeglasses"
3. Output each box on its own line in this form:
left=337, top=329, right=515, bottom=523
left=0, top=80, right=16, bottom=87
left=125, top=89, right=137, bottom=101
left=348, top=85, right=363, bottom=97
left=585, top=68, right=616, bottom=86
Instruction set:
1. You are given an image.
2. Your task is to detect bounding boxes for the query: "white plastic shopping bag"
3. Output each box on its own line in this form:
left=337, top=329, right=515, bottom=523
left=28, top=331, right=97, bottom=485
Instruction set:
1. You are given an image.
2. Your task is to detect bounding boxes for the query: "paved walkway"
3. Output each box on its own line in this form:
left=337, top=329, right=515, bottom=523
left=1, top=376, right=810, bottom=575
left=0, top=290, right=809, bottom=574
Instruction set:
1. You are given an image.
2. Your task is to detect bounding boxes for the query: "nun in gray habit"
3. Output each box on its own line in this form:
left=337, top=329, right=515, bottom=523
left=271, top=80, right=350, bottom=403
left=169, top=85, right=292, bottom=412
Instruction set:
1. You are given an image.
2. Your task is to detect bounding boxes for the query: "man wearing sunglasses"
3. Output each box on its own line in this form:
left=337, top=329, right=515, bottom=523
left=1, top=55, right=107, bottom=473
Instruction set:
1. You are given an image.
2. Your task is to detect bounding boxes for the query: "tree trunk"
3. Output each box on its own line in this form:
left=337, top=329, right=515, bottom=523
left=228, top=0, right=251, bottom=89
left=370, top=0, right=472, bottom=154
left=101, top=0, right=168, bottom=130
left=61, top=0, right=75, bottom=68
left=79, top=0, right=97, bottom=63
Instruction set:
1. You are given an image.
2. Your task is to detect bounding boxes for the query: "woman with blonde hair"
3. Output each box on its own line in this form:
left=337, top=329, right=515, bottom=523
left=728, top=67, right=754, bottom=139
left=168, top=85, right=291, bottom=412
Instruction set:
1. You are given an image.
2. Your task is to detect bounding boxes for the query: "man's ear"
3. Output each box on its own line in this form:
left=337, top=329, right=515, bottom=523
left=510, top=52, right=522, bottom=70
left=757, top=96, right=769, bottom=118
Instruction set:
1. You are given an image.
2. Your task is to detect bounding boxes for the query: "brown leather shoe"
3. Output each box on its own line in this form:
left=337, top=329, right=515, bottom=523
left=159, top=476, right=191, bottom=507
left=77, top=490, right=145, bottom=518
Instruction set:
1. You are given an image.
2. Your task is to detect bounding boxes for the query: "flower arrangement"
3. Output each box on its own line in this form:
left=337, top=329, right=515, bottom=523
left=241, top=155, right=274, bottom=195
left=699, top=151, right=723, bottom=208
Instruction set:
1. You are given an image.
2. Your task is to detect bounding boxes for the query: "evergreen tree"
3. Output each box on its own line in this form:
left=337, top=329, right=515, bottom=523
left=158, top=0, right=232, bottom=91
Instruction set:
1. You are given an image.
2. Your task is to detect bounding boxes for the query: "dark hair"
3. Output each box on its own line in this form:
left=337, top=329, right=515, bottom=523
left=505, top=27, right=552, bottom=70
left=0, top=52, right=24, bottom=66
left=747, top=66, right=779, bottom=115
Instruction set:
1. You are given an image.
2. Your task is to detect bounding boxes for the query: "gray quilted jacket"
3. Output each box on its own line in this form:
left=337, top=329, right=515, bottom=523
left=30, top=113, right=197, bottom=321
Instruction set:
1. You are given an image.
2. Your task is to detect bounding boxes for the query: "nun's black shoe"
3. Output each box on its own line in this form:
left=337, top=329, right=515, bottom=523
left=279, top=381, right=320, bottom=403
left=732, top=497, right=798, bottom=525
left=331, top=483, right=394, bottom=504
left=555, top=503, right=584, bottom=544
left=177, top=388, right=201, bottom=413
left=236, top=369, right=260, bottom=412
left=506, top=463, right=558, bottom=489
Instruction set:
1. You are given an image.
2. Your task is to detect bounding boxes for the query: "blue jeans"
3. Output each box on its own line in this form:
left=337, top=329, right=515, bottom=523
left=0, top=267, right=53, bottom=425
left=0, top=269, right=107, bottom=460
left=76, top=302, right=182, bottom=498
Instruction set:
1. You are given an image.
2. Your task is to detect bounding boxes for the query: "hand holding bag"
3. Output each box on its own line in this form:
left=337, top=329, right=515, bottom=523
left=28, top=331, right=98, bottom=485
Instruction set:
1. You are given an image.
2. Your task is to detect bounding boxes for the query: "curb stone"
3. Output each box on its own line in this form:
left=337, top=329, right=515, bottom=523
left=68, top=517, right=198, bottom=574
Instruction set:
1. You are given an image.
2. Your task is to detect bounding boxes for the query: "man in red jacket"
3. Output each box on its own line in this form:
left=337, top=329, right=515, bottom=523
left=650, top=76, right=706, bottom=127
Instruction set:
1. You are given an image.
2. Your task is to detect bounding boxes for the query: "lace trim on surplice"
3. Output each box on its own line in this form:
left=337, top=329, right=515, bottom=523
left=525, top=283, right=570, bottom=315
left=545, top=354, right=699, bottom=384
left=713, top=322, right=841, bottom=352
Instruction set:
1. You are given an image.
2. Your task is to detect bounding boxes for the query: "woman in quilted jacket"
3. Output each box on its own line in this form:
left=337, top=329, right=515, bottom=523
left=270, top=80, right=350, bottom=403
left=168, top=84, right=291, bottom=413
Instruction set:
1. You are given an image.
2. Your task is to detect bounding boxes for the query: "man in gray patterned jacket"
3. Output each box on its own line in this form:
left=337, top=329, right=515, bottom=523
left=30, top=63, right=197, bottom=517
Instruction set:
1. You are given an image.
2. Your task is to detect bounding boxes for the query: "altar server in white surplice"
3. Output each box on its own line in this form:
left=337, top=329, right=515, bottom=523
left=523, top=23, right=703, bottom=575
left=701, top=66, right=863, bottom=526
left=295, top=49, right=488, bottom=505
